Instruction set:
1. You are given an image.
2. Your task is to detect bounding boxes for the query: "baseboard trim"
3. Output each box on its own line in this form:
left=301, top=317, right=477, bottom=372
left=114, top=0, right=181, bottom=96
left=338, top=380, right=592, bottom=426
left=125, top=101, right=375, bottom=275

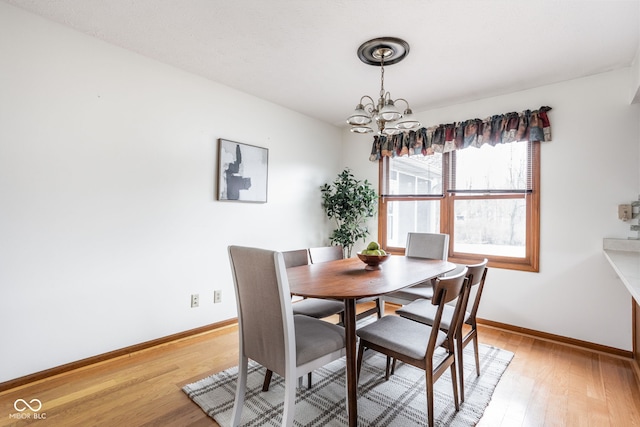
left=633, top=358, right=640, bottom=386
left=478, top=318, right=633, bottom=359
left=0, top=318, right=237, bottom=393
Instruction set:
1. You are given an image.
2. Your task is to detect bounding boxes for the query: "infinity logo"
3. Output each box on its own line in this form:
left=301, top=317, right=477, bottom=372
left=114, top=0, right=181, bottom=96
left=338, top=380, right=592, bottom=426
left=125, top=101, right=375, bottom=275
left=13, top=399, right=42, bottom=412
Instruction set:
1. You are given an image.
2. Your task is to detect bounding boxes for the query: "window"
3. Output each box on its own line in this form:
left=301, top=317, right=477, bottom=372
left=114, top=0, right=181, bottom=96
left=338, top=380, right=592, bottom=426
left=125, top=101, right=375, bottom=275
left=380, top=153, right=443, bottom=247
left=379, top=141, right=540, bottom=271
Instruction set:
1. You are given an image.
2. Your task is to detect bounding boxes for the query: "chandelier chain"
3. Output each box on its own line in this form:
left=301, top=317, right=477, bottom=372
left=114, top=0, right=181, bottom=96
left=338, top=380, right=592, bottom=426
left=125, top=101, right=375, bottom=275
left=379, top=56, right=385, bottom=98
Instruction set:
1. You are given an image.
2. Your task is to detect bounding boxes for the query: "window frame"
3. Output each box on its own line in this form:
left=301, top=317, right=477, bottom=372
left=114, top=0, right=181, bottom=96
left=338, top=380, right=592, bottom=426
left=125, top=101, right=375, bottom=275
left=378, top=141, right=540, bottom=272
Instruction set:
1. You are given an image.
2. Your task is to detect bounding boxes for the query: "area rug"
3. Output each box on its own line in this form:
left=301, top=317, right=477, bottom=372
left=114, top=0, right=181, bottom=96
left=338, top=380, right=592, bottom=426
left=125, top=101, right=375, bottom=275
left=183, top=343, right=513, bottom=426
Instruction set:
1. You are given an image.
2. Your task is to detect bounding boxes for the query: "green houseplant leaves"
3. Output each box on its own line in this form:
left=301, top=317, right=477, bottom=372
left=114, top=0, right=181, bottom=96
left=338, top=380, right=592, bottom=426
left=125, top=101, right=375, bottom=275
left=320, top=168, right=377, bottom=257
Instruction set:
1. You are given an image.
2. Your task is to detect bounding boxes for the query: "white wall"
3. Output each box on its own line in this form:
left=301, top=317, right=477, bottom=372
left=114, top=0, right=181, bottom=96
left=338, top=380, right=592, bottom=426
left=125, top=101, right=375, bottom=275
left=634, top=45, right=640, bottom=193
left=0, top=3, right=340, bottom=382
left=632, top=23, right=640, bottom=104
left=345, top=68, right=640, bottom=351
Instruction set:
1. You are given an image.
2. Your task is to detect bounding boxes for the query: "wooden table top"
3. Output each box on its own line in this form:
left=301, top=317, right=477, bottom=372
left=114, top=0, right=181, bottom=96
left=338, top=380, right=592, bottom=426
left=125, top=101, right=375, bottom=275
left=287, top=255, right=456, bottom=299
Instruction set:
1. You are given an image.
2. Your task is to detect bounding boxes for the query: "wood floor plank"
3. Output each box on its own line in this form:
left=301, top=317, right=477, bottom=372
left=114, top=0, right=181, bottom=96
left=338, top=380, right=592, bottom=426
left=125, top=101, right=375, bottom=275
left=1, top=316, right=638, bottom=427
left=476, top=324, right=640, bottom=427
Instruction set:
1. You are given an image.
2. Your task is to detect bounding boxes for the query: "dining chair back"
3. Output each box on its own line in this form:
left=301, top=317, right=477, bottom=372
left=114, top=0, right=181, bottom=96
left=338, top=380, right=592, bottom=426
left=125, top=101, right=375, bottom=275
left=282, top=248, right=309, bottom=267
left=459, top=259, right=489, bottom=379
left=396, top=258, right=488, bottom=402
left=228, top=246, right=346, bottom=427
left=382, top=232, right=450, bottom=308
left=405, top=232, right=450, bottom=260
left=309, top=245, right=384, bottom=320
left=356, top=268, right=469, bottom=427
left=308, top=245, right=344, bottom=263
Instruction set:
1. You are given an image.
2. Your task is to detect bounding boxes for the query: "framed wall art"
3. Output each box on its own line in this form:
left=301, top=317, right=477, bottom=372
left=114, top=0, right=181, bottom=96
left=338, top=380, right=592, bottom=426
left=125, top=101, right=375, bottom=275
left=217, top=139, right=268, bottom=203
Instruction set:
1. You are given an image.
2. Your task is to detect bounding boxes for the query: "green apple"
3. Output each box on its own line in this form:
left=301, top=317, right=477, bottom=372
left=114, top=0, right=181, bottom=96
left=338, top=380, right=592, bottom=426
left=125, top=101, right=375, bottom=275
left=367, top=241, right=380, bottom=251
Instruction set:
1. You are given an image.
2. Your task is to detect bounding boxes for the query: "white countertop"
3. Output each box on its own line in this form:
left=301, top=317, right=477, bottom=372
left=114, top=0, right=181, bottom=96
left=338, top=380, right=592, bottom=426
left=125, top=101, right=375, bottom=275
left=603, top=239, right=640, bottom=303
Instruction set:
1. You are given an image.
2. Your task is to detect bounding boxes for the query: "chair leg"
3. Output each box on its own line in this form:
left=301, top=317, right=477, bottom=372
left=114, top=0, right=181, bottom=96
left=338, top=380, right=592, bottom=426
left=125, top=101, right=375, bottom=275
left=356, top=342, right=365, bottom=383
left=450, top=359, right=460, bottom=412
left=283, top=375, right=296, bottom=427
left=385, top=356, right=392, bottom=380
left=425, top=368, right=434, bottom=427
left=456, top=335, right=465, bottom=403
left=262, top=369, right=273, bottom=392
left=231, top=356, right=248, bottom=427
left=307, top=372, right=312, bottom=389
left=472, top=332, right=480, bottom=376
left=375, top=298, right=384, bottom=318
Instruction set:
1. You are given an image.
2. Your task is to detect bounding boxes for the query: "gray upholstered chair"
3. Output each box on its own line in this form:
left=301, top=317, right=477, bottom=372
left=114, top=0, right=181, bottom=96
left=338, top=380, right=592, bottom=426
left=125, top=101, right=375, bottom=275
left=228, top=246, right=346, bottom=427
left=356, top=268, right=469, bottom=427
left=286, top=249, right=345, bottom=324
left=396, top=259, right=488, bottom=402
left=308, top=245, right=345, bottom=264
left=381, top=232, right=450, bottom=309
left=308, top=245, right=384, bottom=320
left=263, top=248, right=345, bottom=391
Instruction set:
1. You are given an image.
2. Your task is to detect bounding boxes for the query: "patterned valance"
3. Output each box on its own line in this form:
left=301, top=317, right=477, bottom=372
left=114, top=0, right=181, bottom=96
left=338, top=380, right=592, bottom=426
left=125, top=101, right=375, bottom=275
left=369, top=106, right=552, bottom=161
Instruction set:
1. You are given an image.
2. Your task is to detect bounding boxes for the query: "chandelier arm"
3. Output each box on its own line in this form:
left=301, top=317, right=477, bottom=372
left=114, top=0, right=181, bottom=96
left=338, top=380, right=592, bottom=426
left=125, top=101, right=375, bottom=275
left=393, top=98, right=411, bottom=109
left=359, top=95, right=376, bottom=108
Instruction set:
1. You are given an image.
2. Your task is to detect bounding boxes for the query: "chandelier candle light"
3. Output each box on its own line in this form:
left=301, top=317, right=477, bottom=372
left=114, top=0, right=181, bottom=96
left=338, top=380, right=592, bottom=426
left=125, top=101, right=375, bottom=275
left=347, top=37, right=421, bottom=135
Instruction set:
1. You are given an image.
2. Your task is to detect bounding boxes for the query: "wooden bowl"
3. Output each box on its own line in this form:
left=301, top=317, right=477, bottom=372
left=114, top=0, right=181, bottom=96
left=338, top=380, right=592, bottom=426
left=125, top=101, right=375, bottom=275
left=356, top=252, right=391, bottom=270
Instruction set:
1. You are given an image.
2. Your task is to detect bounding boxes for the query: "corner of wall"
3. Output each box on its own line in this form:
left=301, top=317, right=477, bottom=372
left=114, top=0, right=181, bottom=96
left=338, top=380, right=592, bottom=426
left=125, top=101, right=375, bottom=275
left=630, top=44, right=640, bottom=104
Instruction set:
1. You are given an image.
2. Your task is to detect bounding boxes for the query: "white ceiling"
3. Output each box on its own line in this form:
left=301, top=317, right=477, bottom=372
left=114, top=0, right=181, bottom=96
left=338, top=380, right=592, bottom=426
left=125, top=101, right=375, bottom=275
left=4, top=0, right=640, bottom=127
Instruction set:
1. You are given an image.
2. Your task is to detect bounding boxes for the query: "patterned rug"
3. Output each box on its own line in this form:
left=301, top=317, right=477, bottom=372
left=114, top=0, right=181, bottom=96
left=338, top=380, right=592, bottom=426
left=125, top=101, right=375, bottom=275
left=183, top=343, right=513, bottom=426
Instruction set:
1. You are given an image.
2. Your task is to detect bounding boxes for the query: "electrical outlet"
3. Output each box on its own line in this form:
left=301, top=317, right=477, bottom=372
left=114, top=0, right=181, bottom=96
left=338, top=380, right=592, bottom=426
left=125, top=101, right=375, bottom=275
left=191, top=294, right=199, bottom=308
left=619, top=204, right=632, bottom=221
left=214, top=290, right=222, bottom=304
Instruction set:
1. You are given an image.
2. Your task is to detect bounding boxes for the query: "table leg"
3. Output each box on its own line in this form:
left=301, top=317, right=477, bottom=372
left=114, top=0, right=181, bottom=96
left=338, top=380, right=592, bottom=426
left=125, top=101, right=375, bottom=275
left=344, top=298, right=357, bottom=426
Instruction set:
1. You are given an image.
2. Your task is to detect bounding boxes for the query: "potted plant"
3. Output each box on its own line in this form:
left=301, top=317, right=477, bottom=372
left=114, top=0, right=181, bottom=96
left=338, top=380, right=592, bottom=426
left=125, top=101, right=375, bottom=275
left=320, top=168, right=378, bottom=257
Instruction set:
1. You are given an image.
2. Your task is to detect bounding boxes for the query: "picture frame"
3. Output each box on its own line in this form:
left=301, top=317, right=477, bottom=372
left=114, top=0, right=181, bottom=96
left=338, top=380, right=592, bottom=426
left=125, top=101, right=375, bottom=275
left=217, top=139, right=269, bottom=203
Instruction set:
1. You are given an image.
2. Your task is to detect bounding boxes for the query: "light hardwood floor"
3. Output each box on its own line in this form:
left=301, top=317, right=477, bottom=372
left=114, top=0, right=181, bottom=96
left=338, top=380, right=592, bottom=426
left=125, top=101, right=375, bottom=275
left=1, top=311, right=639, bottom=426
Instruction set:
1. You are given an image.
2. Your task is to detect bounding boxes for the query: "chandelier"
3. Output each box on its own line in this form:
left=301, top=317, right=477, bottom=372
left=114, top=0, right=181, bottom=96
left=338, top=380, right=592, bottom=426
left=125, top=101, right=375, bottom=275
left=347, top=37, right=420, bottom=135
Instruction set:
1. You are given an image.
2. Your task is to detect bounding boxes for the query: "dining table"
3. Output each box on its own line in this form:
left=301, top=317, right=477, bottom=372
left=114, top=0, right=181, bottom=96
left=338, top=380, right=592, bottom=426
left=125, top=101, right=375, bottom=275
left=287, top=255, right=456, bottom=427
